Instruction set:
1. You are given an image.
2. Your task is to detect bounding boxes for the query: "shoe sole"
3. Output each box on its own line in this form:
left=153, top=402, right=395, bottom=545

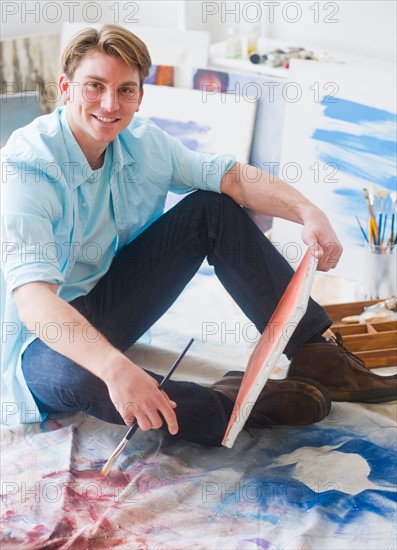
left=329, top=388, right=397, bottom=403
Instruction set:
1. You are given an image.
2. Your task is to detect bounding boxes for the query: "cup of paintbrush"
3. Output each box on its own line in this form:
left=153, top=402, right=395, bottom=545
left=363, top=242, right=396, bottom=300
left=388, top=191, right=396, bottom=247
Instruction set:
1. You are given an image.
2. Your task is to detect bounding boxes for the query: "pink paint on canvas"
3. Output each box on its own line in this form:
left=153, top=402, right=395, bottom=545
left=222, top=249, right=318, bottom=448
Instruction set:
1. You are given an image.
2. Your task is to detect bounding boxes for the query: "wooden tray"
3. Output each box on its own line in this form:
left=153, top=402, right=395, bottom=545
left=323, top=301, right=397, bottom=368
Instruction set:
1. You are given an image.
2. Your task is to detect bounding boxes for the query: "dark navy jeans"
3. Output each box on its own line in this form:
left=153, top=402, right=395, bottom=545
left=22, top=191, right=331, bottom=446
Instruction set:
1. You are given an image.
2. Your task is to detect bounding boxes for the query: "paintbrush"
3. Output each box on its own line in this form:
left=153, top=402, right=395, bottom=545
left=362, top=187, right=376, bottom=218
left=362, top=188, right=378, bottom=244
left=381, top=214, right=388, bottom=246
left=355, top=215, right=369, bottom=243
left=376, top=188, right=389, bottom=245
left=100, top=338, right=194, bottom=477
left=389, top=191, right=396, bottom=246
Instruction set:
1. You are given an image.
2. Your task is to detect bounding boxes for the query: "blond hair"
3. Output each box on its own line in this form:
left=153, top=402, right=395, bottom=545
left=61, top=24, right=151, bottom=87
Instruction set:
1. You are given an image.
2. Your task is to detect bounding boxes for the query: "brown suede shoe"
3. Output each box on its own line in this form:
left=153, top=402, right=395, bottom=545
left=288, top=332, right=397, bottom=403
left=210, top=371, right=331, bottom=427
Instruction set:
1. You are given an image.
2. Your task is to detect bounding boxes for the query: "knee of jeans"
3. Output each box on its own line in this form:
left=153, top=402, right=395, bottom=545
left=184, top=189, right=221, bottom=210
left=193, top=190, right=244, bottom=230
left=22, top=342, right=100, bottom=401
left=183, top=190, right=243, bottom=226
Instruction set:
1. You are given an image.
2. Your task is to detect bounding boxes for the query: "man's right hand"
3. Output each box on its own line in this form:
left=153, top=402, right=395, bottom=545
left=103, top=358, right=179, bottom=434
left=14, top=281, right=179, bottom=435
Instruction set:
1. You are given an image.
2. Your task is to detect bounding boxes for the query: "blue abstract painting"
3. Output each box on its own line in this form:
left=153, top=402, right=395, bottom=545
left=150, top=116, right=212, bottom=153
left=312, top=97, right=397, bottom=246
left=272, top=60, right=397, bottom=281
left=313, top=98, right=396, bottom=191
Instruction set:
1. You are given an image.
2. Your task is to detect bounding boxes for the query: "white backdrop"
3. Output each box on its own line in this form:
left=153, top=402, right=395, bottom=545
left=2, top=1, right=395, bottom=65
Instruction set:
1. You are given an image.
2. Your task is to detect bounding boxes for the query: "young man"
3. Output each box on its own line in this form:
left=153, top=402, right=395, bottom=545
left=2, top=25, right=395, bottom=445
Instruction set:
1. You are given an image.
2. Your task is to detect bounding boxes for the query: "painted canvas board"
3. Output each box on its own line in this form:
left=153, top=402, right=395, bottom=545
left=272, top=59, right=396, bottom=283
left=0, top=32, right=60, bottom=113
left=192, top=67, right=287, bottom=232
left=141, top=84, right=256, bottom=211
left=141, top=83, right=256, bottom=162
left=223, top=248, right=318, bottom=448
left=192, top=68, right=286, bottom=172
left=146, top=65, right=174, bottom=87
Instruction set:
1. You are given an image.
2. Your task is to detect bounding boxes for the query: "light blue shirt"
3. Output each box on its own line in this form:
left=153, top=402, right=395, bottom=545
left=1, top=107, right=235, bottom=426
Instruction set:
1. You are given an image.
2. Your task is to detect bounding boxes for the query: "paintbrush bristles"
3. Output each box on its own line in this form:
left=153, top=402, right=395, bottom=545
left=376, top=188, right=389, bottom=246
left=99, top=338, right=194, bottom=478
left=376, top=187, right=389, bottom=208
left=362, top=188, right=375, bottom=217
left=100, top=438, right=128, bottom=477
left=361, top=187, right=395, bottom=250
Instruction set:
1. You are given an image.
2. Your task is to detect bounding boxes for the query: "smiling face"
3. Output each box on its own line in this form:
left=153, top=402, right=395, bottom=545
left=59, top=50, right=143, bottom=166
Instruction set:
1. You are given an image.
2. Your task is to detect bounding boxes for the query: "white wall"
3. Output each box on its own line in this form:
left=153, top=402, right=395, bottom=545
left=1, top=0, right=395, bottom=64
left=0, top=0, right=185, bottom=39
left=186, top=0, right=396, bottom=64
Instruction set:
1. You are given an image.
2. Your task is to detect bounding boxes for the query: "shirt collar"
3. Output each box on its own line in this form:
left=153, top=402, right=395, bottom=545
left=112, top=131, right=136, bottom=168
left=60, top=108, right=103, bottom=189
left=59, top=108, right=137, bottom=188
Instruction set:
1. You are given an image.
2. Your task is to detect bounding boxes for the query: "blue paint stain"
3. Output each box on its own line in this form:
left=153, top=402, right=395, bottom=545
left=321, top=97, right=397, bottom=125
left=322, top=490, right=397, bottom=526
left=260, top=425, right=349, bottom=455
left=337, top=440, right=397, bottom=485
left=207, top=425, right=395, bottom=535
left=334, top=188, right=362, bottom=199
left=333, top=188, right=369, bottom=238
left=242, top=538, right=270, bottom=549
left=311, top=97, right=397, bottom=197
left=249, top=428, right=396, bottom=517
left=236, top=472, right=396, bottom=522
left=312, top=130, right=395, bottom=158
left=149, top=117, right=210, bottom=152
left=317, top=150, right=396, bottom=190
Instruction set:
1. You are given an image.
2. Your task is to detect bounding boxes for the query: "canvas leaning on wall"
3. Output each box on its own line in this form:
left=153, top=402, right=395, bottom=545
left=272, top=59, right=397, bottom=283
left=141, top=83, right=256, bottom=162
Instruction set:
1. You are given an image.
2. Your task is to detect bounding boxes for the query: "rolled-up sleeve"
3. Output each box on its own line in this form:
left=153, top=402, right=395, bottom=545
left=1, top=164, right=64, bottom=293
left=2, top=213, right=64, bottom=292
left=167, top=133, right=236, bottom=194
